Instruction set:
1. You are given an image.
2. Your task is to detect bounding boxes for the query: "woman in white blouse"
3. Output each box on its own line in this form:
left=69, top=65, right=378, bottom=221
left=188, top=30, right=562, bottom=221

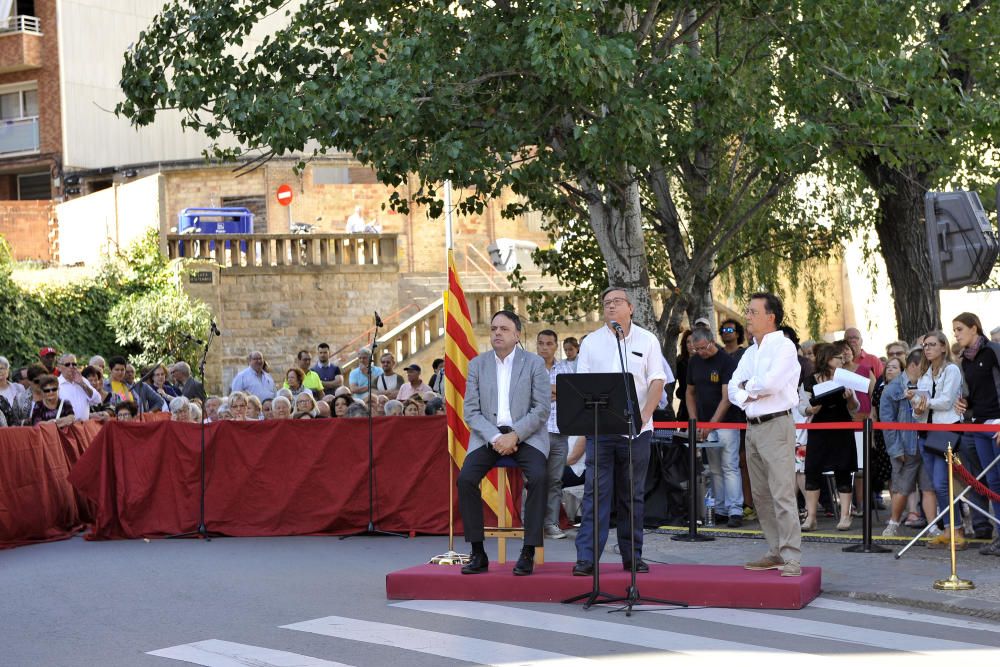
left=911, top=330, right=964, bottom=547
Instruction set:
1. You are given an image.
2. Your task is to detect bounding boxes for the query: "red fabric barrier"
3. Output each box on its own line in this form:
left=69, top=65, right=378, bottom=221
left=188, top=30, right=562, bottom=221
left=68, top=416, right=460, bottom=539
left=0, top=421, right=102, bottom=549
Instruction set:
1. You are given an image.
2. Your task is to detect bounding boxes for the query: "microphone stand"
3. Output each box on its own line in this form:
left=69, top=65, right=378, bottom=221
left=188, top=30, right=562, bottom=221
left=608, top=321, right=685, bottom=617
left=341, top=312, right=407, bottom=539
left=167, top=322, right=222, bottom=540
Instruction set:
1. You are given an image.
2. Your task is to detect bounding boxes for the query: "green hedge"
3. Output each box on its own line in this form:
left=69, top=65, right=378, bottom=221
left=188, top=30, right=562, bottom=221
left=0, top=230, right=209, bottom=370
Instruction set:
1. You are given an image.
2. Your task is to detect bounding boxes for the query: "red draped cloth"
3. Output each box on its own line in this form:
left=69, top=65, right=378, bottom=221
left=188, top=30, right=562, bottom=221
left=67, top=416, right=455, bottom=539
left=0, top=421, right=102, bottom=549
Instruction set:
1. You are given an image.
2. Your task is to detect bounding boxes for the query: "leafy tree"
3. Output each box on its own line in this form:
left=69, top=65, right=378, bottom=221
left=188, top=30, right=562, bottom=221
left=120, top=1, right=854, bottom=361
left=121, top=1, right=1000, bottom=354
left=774, top=0, right=1000, bottom=340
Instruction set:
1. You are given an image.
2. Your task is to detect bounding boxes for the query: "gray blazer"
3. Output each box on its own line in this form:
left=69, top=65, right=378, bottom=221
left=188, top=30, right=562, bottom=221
left=464, top=347, right=552, bottom=457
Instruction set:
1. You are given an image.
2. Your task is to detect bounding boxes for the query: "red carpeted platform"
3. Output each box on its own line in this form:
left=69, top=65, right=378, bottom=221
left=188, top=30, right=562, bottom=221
left=386, top=562, right=821, bottom=609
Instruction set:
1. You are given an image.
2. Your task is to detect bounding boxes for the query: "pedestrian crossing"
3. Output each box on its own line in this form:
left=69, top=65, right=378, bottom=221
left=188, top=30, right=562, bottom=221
left=148, top=596, right=1000, bottom=667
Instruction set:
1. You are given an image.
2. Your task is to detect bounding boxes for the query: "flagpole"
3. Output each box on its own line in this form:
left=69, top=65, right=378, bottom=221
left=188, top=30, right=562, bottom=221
left=445, top=288, right=455, bottom=555
left=445, top=180, right=454, bottom=554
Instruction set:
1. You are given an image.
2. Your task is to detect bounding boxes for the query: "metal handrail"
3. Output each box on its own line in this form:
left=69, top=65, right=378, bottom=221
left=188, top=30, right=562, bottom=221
left=331, top=303, right=418, bottom=361
left=464, top=243, right=502, bottom=290
left=0, top=15, right=41, bottom=34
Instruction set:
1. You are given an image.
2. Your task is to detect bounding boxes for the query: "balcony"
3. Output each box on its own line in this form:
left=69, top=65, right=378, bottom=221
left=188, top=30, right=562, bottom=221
left=0, top=116, right=38, bottom=155
left=0, top=16, right=41, bottom=74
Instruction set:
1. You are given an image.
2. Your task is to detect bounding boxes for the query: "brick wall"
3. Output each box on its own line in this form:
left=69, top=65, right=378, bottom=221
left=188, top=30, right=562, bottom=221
left=0, top=199, right=55, bottom=260
left=179, top=260, right=400, bottom=394
left=0, top=1, right=62, bottom=160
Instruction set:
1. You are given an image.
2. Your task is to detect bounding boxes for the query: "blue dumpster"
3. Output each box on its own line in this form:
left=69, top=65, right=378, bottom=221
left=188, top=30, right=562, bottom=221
left=176, top=207, right=254, bottom=255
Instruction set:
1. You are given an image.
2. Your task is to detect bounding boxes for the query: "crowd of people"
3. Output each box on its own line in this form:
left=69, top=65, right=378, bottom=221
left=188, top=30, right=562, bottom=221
left=0, top=343, right=448, bottom=429
left=676, top=313, right=1000, bottom=558
left=4, top=305, right=999, bottom=564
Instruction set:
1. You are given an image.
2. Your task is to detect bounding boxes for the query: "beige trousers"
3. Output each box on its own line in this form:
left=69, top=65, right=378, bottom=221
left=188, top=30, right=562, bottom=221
left=746, top=414, right=802, bottom=563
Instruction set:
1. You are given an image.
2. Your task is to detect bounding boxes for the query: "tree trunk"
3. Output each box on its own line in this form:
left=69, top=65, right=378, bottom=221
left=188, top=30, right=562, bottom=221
left=856, top=157, right=941, bottom=342
left=582, top=172, right=657, bottom=332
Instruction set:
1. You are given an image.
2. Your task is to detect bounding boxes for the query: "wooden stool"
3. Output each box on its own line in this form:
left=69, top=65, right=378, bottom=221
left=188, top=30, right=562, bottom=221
left=483, top=455, right=544, bottom=564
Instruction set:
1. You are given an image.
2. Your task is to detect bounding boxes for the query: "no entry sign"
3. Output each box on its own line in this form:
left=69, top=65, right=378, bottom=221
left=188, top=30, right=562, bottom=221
left=276, top=184, right=293, bottom=207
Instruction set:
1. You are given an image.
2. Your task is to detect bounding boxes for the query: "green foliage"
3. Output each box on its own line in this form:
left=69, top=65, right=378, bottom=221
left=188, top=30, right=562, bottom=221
left=117, top=1, right=1000, bottom=344
left=0, top=229, right=209, bottom=370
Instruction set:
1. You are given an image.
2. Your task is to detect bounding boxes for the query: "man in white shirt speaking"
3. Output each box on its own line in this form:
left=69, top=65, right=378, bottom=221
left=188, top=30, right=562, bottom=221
left=572, top=288, right=666, bottom=576
left=457, top=310, right=551, bottom=576
left=727, top=292, right=803, bottom=577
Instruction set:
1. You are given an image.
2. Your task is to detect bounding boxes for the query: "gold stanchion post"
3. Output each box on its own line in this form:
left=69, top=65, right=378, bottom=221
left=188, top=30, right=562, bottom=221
left=934, top=444, right=974, bottom=591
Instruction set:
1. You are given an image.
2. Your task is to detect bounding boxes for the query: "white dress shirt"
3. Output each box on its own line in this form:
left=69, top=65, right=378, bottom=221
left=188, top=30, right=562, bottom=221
left=727, top=330, right=799, bottom=418
left=495, top=350, right=516, bottom=429
left=577, top=322, right=667, bottom=433
left=58, top=374, right=100, bottom=421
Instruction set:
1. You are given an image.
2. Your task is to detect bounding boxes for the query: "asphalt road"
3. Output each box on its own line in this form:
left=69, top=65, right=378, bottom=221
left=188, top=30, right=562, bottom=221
left=3, top=531, right=1000, bottom=666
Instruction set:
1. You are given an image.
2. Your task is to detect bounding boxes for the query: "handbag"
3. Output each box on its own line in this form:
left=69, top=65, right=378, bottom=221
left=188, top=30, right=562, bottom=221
left=923, top=429, right=961, bottom=456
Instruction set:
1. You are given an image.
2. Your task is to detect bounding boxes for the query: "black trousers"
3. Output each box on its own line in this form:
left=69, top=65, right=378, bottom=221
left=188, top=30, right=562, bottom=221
left=457, top=444, right=547, bottom=546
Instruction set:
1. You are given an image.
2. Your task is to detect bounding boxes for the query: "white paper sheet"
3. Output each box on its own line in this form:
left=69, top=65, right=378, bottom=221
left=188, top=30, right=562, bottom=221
left=834, top=367, right=870, bottom=394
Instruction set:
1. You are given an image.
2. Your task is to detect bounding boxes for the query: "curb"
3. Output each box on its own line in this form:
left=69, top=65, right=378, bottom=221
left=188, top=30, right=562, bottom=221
left=823, top=589, right=1000, bottom=622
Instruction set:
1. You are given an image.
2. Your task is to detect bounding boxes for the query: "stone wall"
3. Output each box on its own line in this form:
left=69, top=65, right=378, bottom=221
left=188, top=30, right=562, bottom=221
left=179, top=260, right=400, bottom=395
left=160, top=161, right=552, bottom=275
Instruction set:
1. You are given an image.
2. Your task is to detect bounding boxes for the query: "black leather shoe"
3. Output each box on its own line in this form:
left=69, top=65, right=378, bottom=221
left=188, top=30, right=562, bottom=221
left=572, top=560, right=594, bottom=576
left=622, top=558, right=649, bottom=573
left=513, top=548, right=534, bottom=576
left=461, top=552, right=489, bottom=574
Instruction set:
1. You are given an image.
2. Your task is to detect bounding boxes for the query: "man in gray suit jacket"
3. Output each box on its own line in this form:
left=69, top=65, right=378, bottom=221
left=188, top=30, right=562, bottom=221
left=457, top=310, right=551, bottom=576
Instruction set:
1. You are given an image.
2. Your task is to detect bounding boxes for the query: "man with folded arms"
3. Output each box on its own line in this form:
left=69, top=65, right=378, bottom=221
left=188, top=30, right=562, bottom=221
left=457, top=310, right=550, bottom=576
left=728, top=292, right=803, bottom=576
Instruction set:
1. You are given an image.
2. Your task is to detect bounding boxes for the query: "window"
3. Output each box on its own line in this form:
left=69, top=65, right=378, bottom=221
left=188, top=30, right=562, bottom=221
left=0, top=87, right=37, bottom=120
left=312, top=167, right=349, bottom=185
left=17, top=172, right=48, bottom=200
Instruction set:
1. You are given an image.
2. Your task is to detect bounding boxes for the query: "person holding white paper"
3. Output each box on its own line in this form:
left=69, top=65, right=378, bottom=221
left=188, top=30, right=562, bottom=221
left=799, top=342, right=859, bottom=531
left=912, top=330, right=966, bottom=551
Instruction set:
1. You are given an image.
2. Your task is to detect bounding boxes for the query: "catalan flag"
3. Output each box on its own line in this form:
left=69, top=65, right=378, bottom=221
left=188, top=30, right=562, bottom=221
left=444, top=250, right=515, bottom=522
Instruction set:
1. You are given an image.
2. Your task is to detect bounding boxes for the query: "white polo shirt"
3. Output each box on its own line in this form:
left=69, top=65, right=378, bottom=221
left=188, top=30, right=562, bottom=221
left=577, top=322, right=667, bottom=433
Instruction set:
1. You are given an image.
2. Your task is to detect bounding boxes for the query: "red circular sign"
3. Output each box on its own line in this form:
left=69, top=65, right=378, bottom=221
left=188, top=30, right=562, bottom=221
left=276, top=184, right=293, bottom=206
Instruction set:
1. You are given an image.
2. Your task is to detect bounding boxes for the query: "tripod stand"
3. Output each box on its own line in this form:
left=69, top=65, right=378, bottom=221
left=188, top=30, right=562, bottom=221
left=607, top=328, right=685, bottom=616
left=168, top=321, right=222, bottom=540
left=341, top=312, right=407, bottom=540
left=558, top=372, right=686, bottom=614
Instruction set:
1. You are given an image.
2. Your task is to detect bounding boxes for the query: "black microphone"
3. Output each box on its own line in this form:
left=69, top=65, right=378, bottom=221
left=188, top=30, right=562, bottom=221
left=211, top=321, right=222, bottom=336
left=374, top=311, right=384, bottom=328
left=611, top=320, right=624, bottom=335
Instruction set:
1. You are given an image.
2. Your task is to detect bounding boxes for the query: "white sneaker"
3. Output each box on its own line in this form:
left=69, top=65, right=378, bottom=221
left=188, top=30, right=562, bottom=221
left=544, top=524, right=566, bottom=539
left=882, top=520, right=900, bottom=537
left=927, top=524, right=943, bottom=537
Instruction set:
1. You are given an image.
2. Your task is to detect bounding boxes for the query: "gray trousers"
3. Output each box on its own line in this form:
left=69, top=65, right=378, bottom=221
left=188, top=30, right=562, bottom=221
left=545, top=432, right=570, bottom=527
left=746, top=414, right=802, bottom=563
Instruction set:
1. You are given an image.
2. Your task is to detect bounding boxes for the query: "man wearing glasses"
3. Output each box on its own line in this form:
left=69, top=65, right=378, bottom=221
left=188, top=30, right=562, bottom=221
left=572, top=287, right=667, bottom=576
left=56, top=353, right=101, bottom=421
left=728, top=292, right=803, bottom=577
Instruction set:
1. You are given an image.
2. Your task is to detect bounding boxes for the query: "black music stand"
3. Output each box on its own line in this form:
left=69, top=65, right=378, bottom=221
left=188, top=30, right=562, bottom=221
left=557, top=372, right=638, bottom=609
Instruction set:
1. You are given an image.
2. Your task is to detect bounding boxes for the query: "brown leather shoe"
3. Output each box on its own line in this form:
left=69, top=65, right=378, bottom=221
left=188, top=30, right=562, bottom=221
left=744, top=554, right=784, bottom=570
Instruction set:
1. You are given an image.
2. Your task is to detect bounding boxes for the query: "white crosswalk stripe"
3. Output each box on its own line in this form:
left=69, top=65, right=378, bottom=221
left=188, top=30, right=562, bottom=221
left=147, top=639, right=354, bottom=667
left=659, top=606, right=993, bottom=654
left=148, top=597, right=1000, bottom=667
left=281, top=615, right=595, bottom=666
left=807, top=597, right=1000, bottom=635
left=391, top=599, right=804, bottom=654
